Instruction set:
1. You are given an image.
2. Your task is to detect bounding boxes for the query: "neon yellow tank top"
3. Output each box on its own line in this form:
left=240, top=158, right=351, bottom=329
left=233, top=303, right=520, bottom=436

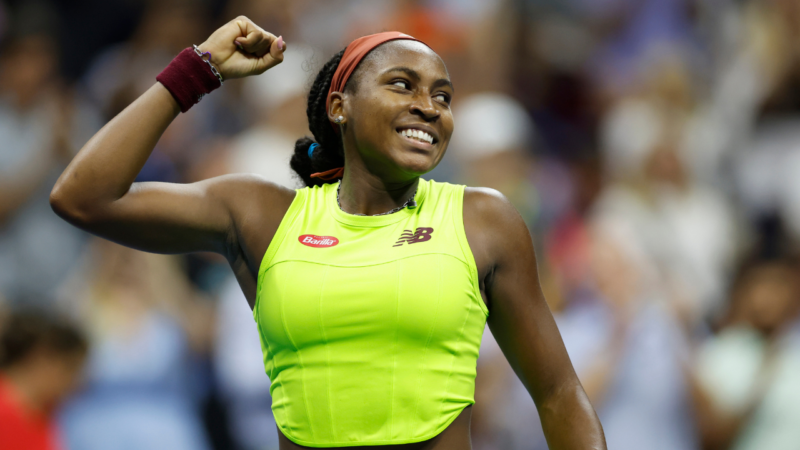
left=253, top=179, right=489, bottom=447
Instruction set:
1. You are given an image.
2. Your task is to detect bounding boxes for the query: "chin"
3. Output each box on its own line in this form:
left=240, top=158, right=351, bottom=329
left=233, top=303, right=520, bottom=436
left=398, top=144, right=446, bottom=170
left=397, top=155, right=438, bottom=177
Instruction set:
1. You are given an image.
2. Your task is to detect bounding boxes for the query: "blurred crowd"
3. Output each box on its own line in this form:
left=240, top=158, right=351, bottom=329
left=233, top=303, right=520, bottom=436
left=1, top=0, right=800, bottom=449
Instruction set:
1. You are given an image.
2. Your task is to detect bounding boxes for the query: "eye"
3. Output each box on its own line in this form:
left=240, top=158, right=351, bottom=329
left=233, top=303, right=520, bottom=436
left=434, top=93, right=451, bottom=104
left=391, top=79, right=410, bottom=89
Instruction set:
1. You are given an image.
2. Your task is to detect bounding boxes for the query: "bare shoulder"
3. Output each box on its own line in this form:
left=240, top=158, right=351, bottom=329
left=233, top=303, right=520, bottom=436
left=463, top=186, right=526, bottom=232
left=204, top=173, right=296, bottom=207
left=207, top=174, right=299, bottom=281
left=463, top=186, right=533, bottom=270
left=193, top=173, right=289, bottom=226
left=205, top=172, right=297, bottom=238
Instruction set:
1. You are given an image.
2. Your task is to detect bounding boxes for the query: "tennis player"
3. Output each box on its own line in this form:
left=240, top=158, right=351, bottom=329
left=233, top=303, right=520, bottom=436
left=51, top=16, right=606, bottom=450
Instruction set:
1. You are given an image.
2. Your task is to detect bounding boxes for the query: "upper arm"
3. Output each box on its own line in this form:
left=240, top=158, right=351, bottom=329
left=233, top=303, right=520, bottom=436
left=464, top=188, right=579, bottom=405
left=51, top=173, right=295, bottom=260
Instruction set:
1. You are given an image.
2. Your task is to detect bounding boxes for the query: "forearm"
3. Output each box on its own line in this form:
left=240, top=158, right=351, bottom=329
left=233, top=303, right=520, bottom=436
left=538, top=382, right=606, bottom=450
left=50, top=82, right=180, bottom=220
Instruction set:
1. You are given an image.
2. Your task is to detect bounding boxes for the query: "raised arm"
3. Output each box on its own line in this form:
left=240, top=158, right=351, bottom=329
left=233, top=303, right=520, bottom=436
left=50, top=16, right=291, bottom=261
left=464, top=188, right=606, bottom=450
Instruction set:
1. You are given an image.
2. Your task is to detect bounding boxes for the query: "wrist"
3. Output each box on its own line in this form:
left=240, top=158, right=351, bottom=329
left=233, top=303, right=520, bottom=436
left=156, top=47, right=222, bottom=113
left=192, top=45, right=224, bottom=85
left=196, top=42, right=223, bottom=66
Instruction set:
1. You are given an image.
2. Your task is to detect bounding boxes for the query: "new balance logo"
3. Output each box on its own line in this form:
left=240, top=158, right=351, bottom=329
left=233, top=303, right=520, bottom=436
left=393, top=227, right=434, bottom=247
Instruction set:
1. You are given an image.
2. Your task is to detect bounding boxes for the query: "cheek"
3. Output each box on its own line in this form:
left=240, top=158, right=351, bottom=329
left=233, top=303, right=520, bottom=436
left=350, top=100, right=398, bottom=141
left=441, top=114, right=454, bottom=141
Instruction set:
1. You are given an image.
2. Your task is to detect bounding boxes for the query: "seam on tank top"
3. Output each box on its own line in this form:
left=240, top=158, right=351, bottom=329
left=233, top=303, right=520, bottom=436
left=389, top=259, right=402, bottom=438
left=254, top=277, right=291, bottom=429
left=279, top=276, right=316, bottom=440
left=437, top=291, right=475, bottom=421
left=409, top=254, right=443, bottom=439
left=262, top=251, right=470, bottom=272
left=255, top=288, right=291, bottom=436
left=253, top=304, right=274, bottom=386
left=317, top=264, right=337, bottom=442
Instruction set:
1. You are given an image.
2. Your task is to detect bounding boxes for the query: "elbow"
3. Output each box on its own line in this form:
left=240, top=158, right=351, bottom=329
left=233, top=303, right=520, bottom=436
left=49, top=183, right=95, bottom=227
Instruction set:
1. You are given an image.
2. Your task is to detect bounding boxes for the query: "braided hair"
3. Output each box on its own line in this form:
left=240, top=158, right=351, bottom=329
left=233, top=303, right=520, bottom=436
left=290, top=48, right=350, bottom=187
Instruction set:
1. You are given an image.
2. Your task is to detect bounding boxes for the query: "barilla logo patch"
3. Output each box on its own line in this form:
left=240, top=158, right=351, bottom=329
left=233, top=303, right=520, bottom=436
left=299, top=235, right=339, bottom=248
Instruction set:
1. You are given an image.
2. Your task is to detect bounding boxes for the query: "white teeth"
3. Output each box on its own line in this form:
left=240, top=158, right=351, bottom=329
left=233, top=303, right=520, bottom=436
left=399, top=128, right=434, bottom=144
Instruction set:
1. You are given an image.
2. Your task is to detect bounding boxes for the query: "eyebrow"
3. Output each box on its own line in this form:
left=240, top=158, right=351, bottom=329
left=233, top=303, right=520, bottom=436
left=382, top=66, right=454, bottom=92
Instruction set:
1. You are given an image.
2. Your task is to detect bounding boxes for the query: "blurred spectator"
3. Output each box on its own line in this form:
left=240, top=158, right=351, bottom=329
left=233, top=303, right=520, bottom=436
left=213, top=276, right=277, bottom=450
left=81, top=0, right=209, bottom=119
left=473, top=327, right=543, bottom=450
left=559, top=214, right=699, bottom=450
left=292, top=0, right=398, bottom=55
left=79, top=1, right=238, bottom=186
left=56, top=239, right=213, bottom=450
left=690, top=256, right=800, bottom=450
left=382, top=0, right=469, bottom=56
left=0, top=32, right=100, bottom=304
left=598, top=94, right=737, bottom=324
left=0, top=309, right=88, bottom=450
left=448, top=92, right=541, bottom=225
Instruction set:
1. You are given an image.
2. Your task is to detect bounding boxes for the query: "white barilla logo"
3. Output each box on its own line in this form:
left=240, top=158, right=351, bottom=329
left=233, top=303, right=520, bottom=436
left=298, top=234, right=339, bottom=248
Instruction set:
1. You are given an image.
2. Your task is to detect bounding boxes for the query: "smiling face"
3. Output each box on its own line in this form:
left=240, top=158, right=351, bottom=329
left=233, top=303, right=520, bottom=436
left=329, top=40, right=454, bottom=182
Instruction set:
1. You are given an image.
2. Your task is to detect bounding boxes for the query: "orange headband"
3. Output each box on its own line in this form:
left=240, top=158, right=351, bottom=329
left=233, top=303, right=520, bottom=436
left=325, top=31, right=426, bottom=119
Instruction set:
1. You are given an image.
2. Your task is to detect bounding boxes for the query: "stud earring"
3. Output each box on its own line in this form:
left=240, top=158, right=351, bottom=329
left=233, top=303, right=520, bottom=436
left=333, top=116, right=344, bottom=124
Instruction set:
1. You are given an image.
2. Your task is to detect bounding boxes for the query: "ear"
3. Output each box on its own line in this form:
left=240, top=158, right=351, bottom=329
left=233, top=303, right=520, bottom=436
left=328, top=92, right=347, bottom=125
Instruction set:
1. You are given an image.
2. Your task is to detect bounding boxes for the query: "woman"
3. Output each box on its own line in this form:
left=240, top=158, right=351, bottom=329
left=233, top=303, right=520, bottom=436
left=50, top=16, right=605, bottom=450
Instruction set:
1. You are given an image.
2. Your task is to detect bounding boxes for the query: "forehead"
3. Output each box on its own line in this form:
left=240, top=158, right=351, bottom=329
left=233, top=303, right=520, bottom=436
left=358, top=40, right=449, bottom=81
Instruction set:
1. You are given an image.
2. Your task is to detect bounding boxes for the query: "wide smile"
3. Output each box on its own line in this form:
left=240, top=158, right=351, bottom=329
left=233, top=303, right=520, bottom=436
left=396, top=127, right=438, bottom=150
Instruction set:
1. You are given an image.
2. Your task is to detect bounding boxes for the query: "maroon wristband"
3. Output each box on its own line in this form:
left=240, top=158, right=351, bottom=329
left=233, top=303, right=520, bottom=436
left=156, top=47, right=222, bottom=113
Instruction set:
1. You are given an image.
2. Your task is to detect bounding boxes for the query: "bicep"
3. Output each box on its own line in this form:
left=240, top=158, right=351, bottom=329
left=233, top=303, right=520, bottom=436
left=61, top=174, right=289, bottom=258
left=91, top=179, right=234, bottom=255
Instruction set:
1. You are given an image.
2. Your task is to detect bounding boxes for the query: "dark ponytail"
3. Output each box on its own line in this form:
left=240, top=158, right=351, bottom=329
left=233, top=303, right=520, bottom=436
left=290, top=48, right=348, bottom=187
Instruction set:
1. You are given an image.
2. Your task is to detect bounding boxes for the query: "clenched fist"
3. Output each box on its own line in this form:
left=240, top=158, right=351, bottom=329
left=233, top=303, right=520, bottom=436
left=197, top=16, right=286, bottom=80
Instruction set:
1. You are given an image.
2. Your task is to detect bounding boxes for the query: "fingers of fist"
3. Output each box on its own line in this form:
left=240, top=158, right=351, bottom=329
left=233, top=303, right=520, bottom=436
left=233, top=17, right=281, bottom=58
left=200, top=16, right=286, bottom=79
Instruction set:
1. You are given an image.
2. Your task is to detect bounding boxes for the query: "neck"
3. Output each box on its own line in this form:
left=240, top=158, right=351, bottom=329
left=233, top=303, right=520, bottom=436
left=338, top=164, right=419, bottom=216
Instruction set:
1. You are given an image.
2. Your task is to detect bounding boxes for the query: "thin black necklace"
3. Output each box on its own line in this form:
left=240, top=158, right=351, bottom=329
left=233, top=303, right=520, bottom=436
left=336, top=182, right=417, bottom=216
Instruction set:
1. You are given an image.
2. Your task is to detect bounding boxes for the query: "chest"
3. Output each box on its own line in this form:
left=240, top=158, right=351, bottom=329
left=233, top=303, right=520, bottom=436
left=237, top=207, right=493, bottom=312
left=256, top=254, right=482, bottom=355
left=254, top=200, right=488, bottom=346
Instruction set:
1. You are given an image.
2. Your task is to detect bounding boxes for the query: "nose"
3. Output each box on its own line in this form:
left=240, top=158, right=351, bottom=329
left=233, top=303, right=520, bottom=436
left=410, top=93, right=439, bottom=122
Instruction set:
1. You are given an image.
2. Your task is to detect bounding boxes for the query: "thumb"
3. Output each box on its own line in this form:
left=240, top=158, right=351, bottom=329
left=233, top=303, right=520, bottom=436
left=255, top=35, right=286, bottom=74
left=270, top=35, right=286, bottom=60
